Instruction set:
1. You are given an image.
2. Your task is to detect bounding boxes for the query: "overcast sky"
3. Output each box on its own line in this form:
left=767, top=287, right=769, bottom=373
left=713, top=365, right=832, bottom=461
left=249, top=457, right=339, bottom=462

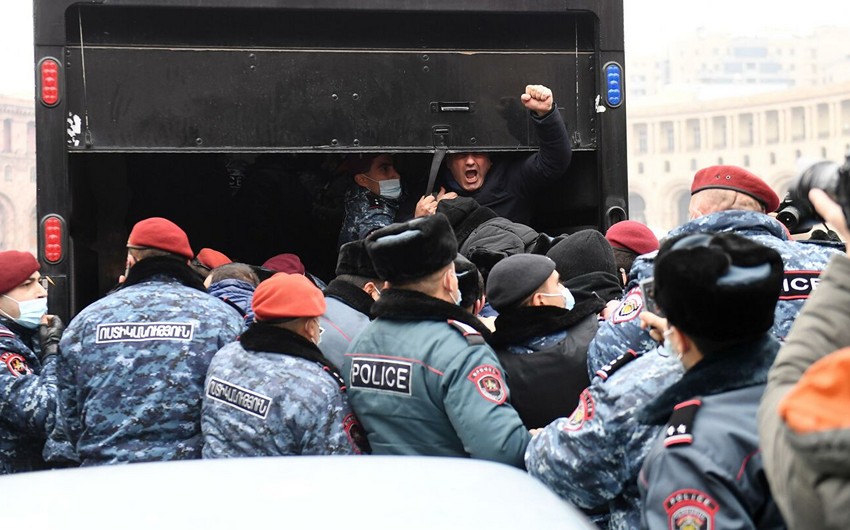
left=0, top=1, right=846, bottom=98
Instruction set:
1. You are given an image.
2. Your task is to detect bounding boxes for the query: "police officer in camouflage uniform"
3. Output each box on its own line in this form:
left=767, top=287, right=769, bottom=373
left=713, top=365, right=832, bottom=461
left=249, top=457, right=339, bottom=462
left=0, top=251, right=63, bottom=474
left=203, top=273, right=366, bottom=457
left=338, top=153, right=457, bottom=247
left=46, top=217, right=243, bottom=466
left=338, top=154, right=401, bottom=247
left=343, top=214, right=530, bottom=468
left=526, top=166, right=841, bottom=530
left=638, top=233, right=786, bottom=530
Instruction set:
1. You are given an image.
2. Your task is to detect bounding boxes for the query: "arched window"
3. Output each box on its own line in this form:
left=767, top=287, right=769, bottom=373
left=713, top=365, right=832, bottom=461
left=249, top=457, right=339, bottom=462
left=677, top=190, right=692, bottom=226
left=629, top=193, right=647, bottom=225
left=0, top=197, right=10, bottom=251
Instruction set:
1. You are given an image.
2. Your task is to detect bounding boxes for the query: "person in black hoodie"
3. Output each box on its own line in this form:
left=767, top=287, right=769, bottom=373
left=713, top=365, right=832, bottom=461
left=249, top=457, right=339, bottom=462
left=546, top=229, right=624, bottom=318
left=486, top=254, right=605, bottom=429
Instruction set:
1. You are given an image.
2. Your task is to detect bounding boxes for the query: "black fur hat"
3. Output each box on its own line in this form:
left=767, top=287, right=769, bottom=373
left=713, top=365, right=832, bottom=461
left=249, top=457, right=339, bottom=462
left=365, top=214, right=458, bottom=283
left=335, top=239, right=378, bottom=279
left=654, top=232, right=783, bottom=345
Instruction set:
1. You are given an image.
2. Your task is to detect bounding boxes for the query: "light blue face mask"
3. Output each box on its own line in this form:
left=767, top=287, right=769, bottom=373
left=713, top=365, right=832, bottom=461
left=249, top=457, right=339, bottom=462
left=539, top=285, right=576, bottom=310
left=1, top=296, right=48, bottom=330
left=365, top=176, right=402, bottom=200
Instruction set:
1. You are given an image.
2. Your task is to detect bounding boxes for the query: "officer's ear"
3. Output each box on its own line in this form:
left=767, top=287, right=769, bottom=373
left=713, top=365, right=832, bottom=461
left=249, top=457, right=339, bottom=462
left=472, top=296, right=485, bottom=316
left=353, top=173, right=370, bottom=189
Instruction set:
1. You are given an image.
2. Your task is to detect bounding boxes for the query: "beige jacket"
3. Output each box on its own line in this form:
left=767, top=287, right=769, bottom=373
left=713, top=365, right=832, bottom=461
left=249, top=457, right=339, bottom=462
left=758, top=253, right=850, bottom=530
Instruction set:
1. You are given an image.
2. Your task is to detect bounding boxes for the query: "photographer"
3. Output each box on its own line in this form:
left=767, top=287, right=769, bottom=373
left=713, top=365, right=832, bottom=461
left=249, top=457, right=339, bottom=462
left=758, top=189, right=850, bottom=529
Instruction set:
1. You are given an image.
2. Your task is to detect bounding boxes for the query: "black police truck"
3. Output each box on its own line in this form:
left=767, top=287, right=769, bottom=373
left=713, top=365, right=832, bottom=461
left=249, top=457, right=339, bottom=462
left=34, top=0, right=628, bottom=320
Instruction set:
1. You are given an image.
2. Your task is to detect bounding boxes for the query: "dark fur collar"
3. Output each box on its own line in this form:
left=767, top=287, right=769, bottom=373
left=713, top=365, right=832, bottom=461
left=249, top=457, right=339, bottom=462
left=491, top=298, right=605, bottom=347
left=121, top=256, right=206, bottom=292
left=639, top=335, right=780, bottom=425
left=371, top=288, right=492, bottom=338
left=324, top=279, right=374, bottom=317
left=239, top=323, right=344, bottom=389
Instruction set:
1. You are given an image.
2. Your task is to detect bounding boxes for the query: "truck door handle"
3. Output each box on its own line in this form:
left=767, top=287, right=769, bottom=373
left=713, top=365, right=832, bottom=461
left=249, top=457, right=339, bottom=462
left=430, top=101, right=475, bottom=113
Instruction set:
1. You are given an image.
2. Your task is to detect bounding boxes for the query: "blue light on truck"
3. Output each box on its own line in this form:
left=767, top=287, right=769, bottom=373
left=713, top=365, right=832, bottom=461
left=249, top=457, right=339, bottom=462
left=604, top=62, right=623, bottom=107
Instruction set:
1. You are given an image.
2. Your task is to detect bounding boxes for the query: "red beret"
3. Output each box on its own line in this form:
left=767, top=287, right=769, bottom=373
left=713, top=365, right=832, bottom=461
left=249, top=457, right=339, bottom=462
left=262, top=253, right=306, bottom=275
left=605, top=221, right=659, bottom=256
left=196, top=248, right=232, bottom=269
left=0, top=251, right=40, bottom=295
left=253, top=273, right=326, bottom=321
left=127, top=217, right=194, bottom=259
left=690, top=165, right=780, bottom=213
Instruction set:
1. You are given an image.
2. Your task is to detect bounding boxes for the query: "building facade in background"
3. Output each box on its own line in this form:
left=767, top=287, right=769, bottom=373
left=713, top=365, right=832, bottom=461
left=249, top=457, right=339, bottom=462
left=0, top=95, right=36, bottom=253
left=627, top=81, right=850, bottom=232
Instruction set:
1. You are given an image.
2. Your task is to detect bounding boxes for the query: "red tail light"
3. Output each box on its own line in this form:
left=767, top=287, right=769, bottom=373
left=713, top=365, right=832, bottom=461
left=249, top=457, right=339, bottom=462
left=39, top=58, right=61, bottom=107
left=41, top=215, right=65, bottom=264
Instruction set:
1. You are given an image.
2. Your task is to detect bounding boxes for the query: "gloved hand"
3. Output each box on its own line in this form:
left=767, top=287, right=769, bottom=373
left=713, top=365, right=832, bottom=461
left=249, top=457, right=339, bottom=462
left=38, top=315, right=65, bottom=362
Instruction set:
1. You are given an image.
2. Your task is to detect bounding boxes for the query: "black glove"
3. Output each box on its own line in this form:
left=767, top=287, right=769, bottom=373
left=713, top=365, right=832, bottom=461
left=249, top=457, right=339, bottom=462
left=38, top=315, right=65, bottom=363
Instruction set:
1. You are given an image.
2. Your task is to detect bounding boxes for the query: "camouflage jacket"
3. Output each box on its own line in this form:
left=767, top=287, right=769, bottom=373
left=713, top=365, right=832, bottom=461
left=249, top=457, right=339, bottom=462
left=202, top=324, right=365, bottom=457
left=45, top=258, right=243, bottom=466
left=338, top=185, right=399, bottom=247
left=587, top=209, right=843, bottom=377
left=526, top=346, right=683, bottom=530
left=0, top=320, right=56, bottom=474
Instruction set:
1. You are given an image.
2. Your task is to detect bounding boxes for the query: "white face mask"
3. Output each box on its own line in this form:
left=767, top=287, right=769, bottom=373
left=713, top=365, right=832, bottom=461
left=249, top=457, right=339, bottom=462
left=662, top=328, right=683, bottom=362
left=365, top=176, right=402, bottom=200
left=1, top=295, right=48, bottom=330
left=539, top=285, right=576, bottom=310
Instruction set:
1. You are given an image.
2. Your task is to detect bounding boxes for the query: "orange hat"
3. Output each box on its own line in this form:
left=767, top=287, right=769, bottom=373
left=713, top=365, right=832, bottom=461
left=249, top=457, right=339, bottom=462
left=779, top=347, right=850, bottom=434
left=252, top=273, right=326, bottom=321
left=0, top=251, right=40, bottom=295
left=606, top=221, right=659, bottom=256
left=127, top=217, right=194, bottom=259
left=690, top=165, right=780, bottom=213
left=196, top=248, right=232, bottom=270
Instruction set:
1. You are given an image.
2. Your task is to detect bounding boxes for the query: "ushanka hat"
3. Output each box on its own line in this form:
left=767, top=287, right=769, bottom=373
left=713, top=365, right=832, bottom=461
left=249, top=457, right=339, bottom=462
left=335, top=239, right=378, bottom=279
left=365, top=214, right=458, bottom=283
left=654, top=232, right=783, bottom=345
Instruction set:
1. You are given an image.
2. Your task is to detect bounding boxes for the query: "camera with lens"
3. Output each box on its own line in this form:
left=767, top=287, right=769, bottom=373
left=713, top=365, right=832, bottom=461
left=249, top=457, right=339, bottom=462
left=776, top=152, right=850, bottom=234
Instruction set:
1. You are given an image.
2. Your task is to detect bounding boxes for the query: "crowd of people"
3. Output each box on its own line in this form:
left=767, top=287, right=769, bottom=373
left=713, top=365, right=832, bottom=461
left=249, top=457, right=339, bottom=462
left=1, top=84, right=849, bottom=530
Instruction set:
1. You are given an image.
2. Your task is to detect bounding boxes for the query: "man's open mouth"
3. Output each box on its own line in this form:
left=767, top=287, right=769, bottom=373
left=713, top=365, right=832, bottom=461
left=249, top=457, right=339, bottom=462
left=465, top=170, right=479, bottom=181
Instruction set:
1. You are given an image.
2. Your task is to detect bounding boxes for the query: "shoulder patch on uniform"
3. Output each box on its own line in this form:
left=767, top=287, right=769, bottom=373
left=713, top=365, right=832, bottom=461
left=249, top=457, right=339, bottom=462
left=664, top=398, right=702, bottom=447
left=0, top=352, right=33, bottom=377
left=342, top=413, right=371, bottom=455
left=612, top=288, right=643, bottom=324
left=595, top=349, right=639, bottom=381
left=779, top=270, right=821, bottom=300
left=205, top=377, right=273, bottom=419
left=467, top=364, right=507, bottom=405
left=562, top=389, right=596, bottom=431
left=349, top=357, right=412, bottom=395
left=664, top=489, right=719, bottom=530
left=447, top=319, right=486, bottom=345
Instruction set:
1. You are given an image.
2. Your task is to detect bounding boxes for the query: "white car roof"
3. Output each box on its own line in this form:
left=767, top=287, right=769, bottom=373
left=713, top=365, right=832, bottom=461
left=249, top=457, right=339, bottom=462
left=0, top=456, right=594, bottom=529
